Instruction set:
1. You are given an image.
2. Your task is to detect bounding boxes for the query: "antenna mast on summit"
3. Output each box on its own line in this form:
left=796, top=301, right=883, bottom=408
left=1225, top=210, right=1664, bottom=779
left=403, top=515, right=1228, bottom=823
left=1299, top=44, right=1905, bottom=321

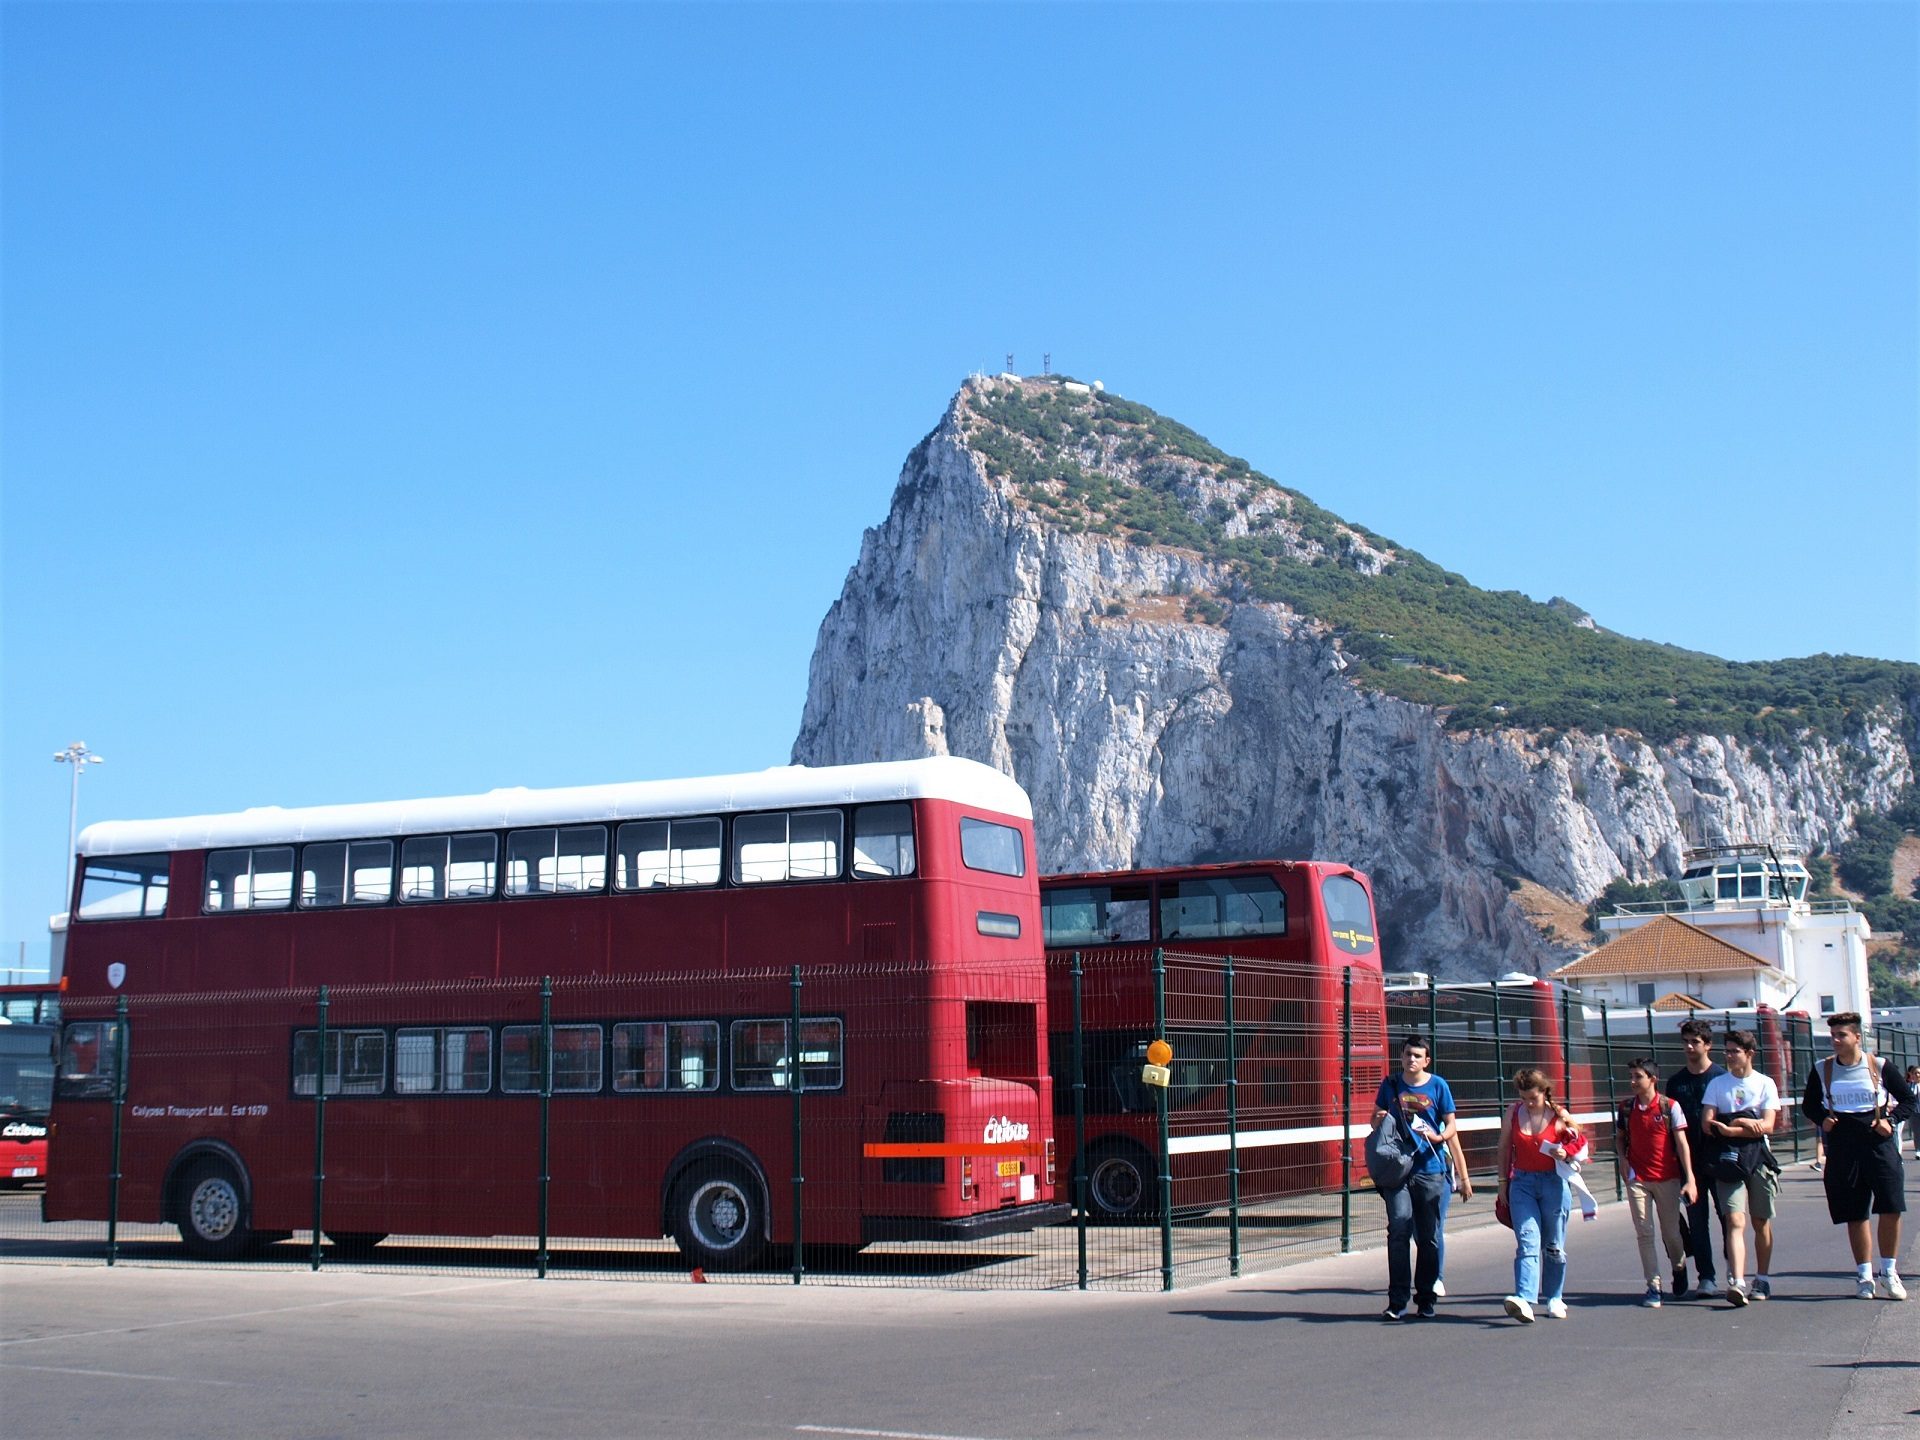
left=1043, top=353, right=1051, bottom=375
left=1006, top=353, right=1014, bottom=373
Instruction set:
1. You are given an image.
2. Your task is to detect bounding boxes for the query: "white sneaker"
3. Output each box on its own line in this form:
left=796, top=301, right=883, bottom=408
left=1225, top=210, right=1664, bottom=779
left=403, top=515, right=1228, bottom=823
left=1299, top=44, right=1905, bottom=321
left=1432, top=1279, right=1446, bottom=1298
left=1697, top=1278, right=1721, bottom=1299
left=1728, top=1281, right=1749, bottom=1308
left=1503, top=1295, right=1535, bottom=1323
left=1856, top=1277, right=1876, bottom=1299
left=1880, top=1272, right=1908, bottom=1302
left=1545, top=1298, right=1568, bottom=1319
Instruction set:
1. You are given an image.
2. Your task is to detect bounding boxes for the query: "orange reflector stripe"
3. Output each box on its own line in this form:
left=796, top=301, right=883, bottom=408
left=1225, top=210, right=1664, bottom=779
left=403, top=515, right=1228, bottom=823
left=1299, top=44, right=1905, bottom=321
left=863, top=1140, right=1047, bottom=1159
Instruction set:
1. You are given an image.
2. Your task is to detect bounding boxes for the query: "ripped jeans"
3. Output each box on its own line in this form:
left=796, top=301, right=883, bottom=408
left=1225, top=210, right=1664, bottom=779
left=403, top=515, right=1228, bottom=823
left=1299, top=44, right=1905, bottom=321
left=1508, top=1168, right=1570, bottom=1305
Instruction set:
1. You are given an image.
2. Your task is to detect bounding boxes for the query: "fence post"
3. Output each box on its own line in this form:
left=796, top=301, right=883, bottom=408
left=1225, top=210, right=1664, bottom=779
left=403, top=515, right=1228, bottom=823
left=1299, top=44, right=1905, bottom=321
left=1152, top=947, right=1173, bottom=1293
left=1600, top=1000, right=1621, bottom=1200
left=1491, top=983, right=1505, bottom=1095
left=1340, top=965, right=1352, bottom=1255
left=1559, top=987, right=1573, bottom=1106
left=537, top=976, right=552, bottom=1279
left=106, top=995, right=128, bottom=1266
left=310, top=985, right=328, bottom=1271
left=1225, top=952, right=1241, bottom=1279
left=790, top=963, right=805, bottom=1286
left=1427, top=979, right=1439, bottom=1064
left=1791, top=1015, right=1806, bottom=1164
left=1072, top=952, right=1087, bottom=1291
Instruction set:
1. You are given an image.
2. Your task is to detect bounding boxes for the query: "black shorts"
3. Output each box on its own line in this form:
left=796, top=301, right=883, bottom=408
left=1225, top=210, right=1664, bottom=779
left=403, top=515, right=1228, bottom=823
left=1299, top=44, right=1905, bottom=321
left=1821, top=1124, right=1907, bottom=1224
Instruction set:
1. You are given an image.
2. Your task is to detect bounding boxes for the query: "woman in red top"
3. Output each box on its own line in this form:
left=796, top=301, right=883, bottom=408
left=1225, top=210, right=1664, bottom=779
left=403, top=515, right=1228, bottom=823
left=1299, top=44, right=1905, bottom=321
left=1613, top=1058, right=1699, bottom=1307
left=1495, top=1067, right=1582, bottom=1323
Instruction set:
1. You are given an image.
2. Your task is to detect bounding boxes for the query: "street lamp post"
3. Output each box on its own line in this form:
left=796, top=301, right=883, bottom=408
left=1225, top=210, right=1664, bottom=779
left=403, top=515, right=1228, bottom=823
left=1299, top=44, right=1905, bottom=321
left=53, top=741, right=104, bottom=909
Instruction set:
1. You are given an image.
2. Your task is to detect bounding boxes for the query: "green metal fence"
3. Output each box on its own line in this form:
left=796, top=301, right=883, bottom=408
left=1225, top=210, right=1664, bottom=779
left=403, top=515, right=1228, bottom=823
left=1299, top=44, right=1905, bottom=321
left=4, top=965, right=1913, bottom=1291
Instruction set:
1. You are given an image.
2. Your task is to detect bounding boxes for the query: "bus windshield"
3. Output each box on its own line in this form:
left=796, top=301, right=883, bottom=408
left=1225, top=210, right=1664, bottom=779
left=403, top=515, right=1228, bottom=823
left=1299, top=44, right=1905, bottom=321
left=0, top=1024, right=56, bottom=1118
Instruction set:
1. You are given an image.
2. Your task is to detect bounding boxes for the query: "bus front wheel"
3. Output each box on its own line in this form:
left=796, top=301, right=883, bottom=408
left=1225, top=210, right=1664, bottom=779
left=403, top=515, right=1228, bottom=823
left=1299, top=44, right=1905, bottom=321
left=176, top=1157, right=252, bottom=1260
left=669, top=1162, right=767, bottom=1271
left=1085, top=1142, right=1153, bottom=1222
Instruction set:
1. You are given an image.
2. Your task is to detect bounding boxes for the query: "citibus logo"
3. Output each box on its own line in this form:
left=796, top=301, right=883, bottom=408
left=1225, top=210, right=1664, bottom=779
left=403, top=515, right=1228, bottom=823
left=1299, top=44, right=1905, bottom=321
left=3, top=1122, right=48, bottom=1139
left=983, top=1116, right=1029, bottom=1144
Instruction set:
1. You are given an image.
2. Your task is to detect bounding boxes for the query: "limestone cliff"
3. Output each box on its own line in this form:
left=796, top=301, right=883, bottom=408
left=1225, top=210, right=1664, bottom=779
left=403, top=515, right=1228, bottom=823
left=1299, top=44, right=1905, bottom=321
left=792, top=376, right=1919, bottom=976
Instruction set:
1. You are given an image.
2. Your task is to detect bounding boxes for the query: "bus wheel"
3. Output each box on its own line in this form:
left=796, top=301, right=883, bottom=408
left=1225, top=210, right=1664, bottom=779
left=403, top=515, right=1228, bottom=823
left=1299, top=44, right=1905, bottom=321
left=1086, top=1142, right=1153, bottom=1222
left=176, top=1157, right=252, bottom=1260
left=669, top=1162, right=767, bottom=1271
left=325, top=1231, right=388, bottom=1259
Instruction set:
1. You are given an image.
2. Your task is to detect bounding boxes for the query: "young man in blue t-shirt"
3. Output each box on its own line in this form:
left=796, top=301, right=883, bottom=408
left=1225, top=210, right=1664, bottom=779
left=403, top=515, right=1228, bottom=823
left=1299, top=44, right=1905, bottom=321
left=1373, top=1034, right=1457, bottom=1320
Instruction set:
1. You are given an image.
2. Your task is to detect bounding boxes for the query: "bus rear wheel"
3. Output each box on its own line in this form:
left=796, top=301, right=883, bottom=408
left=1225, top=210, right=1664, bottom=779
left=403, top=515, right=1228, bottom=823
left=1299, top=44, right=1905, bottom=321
left=1085, top=1142, right=1153, bottom=1222
left=669, top=1162, right=767, bottom=1271
left=176, top=1157, right=252, bottom=1260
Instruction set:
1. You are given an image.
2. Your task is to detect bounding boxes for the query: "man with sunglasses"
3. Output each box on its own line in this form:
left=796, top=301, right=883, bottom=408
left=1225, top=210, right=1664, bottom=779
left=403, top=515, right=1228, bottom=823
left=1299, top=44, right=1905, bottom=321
left=1665, top=1019, right=1727, bottom=1298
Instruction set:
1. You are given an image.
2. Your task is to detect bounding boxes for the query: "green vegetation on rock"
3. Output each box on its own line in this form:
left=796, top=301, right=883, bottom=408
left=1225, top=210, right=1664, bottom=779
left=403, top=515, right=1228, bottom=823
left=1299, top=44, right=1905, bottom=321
left=963, top=380, right=1920, bottom=748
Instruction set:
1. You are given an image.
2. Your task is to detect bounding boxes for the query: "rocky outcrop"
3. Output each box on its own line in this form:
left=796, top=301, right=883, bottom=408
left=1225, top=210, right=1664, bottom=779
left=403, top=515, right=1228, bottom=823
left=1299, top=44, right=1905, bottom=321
left=792, top=378, right=1917, bottom=976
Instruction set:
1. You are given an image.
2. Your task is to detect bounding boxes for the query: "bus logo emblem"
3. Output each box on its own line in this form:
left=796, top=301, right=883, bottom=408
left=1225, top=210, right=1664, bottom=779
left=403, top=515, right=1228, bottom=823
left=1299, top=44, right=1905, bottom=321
left=107, top=963, right=125, bottom=989
left=983, top=1115, right=1029, bottom=1144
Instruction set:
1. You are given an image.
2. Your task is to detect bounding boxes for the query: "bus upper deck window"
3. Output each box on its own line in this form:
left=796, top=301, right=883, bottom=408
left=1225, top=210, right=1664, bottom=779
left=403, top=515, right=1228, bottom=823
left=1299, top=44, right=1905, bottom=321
left=1321, top=874, right=1377, bottom=956
left=300, top=840, right=393, bottom=908
left=960, top=817, right=1025, bottom=877
left=1161, top=875, right=1286, bottom=940
left=75, top=853, right=169, bottom=920
left=400, top=833, right=497, bottom=902
left=852, top=803, right=916, bottom=878
left=733, top=810, right=843, bottom=885
left=204, top=847, right=294, bottom=912
left=507, top=825, right=608, bottom=897
left=616, top=818, right=722, bottom=889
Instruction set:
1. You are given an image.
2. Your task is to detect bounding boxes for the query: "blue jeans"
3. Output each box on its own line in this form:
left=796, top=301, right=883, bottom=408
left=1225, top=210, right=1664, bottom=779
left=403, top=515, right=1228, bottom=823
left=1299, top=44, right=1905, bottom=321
left=1509, top=1169, right=1570, bottom=1305
left=1382, top=1170, right=1448, bottom=1309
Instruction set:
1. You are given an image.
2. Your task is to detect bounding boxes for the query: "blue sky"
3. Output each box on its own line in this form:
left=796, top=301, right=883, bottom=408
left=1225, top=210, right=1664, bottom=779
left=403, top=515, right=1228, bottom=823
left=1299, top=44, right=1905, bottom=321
left=3, top=2, right=1915, bottom=966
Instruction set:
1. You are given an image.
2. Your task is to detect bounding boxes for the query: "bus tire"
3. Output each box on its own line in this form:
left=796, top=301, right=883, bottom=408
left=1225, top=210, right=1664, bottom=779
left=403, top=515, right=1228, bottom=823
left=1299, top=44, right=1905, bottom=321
left=325, top=1231, right=387, bottom=1258
left=175, top=1156, right=252, bottom=1260
left=1085, top=1141, right=1154, bottom=1222
left=668, top=1161, right=767, bottom=1271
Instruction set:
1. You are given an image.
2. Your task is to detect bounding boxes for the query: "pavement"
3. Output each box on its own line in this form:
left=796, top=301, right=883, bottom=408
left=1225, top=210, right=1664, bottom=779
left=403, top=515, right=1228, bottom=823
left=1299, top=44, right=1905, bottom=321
left=1, top=1160, right=1914, bottom=1439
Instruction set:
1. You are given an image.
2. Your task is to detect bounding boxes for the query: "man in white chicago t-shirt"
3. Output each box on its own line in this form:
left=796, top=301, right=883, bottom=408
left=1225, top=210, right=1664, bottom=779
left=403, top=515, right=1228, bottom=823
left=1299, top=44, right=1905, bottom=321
left=1699, top=1031, right=1781, bottom=1307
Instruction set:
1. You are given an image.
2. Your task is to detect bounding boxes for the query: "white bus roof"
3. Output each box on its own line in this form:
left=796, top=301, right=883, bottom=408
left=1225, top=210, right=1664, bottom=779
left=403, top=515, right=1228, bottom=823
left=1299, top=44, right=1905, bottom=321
left=77, top=756, right=1032, bottom=857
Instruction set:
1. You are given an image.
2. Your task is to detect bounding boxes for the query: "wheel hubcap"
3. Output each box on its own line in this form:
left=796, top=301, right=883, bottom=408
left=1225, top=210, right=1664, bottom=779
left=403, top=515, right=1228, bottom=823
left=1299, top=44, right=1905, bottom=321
left=1092, top=1158, right=1142, bottom=1213
left=190, top=1178, right=239, bottom=1241
left=689, top=1179, right=748, bottom=1251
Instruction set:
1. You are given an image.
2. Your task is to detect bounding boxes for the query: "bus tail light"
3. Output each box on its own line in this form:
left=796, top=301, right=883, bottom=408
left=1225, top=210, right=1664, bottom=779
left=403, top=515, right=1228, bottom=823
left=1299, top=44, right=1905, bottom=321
left=960, top=1155, right=974, bottom=1201
left=1044, top=1137, right=1056, bottom=1187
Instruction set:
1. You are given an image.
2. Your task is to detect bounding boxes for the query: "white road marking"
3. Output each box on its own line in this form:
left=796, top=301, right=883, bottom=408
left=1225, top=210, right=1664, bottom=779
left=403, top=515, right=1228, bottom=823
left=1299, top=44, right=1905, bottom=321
left=1, top=1361, right=248, bottom=1387
left=797, top=1426, right=1010, bottom=1440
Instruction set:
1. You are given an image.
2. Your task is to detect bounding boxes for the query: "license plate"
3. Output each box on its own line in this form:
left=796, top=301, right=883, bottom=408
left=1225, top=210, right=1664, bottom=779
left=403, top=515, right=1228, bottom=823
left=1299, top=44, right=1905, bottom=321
left=996, top=1160, right=1022, bottom=1178
left=11, top=1167, right=38, bottom=1178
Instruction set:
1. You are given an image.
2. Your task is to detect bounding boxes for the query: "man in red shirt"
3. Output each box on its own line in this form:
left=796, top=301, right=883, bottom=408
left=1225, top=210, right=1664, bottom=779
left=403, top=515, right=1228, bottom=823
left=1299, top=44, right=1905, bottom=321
left=1615, top=1057, right=1699, bottom=1308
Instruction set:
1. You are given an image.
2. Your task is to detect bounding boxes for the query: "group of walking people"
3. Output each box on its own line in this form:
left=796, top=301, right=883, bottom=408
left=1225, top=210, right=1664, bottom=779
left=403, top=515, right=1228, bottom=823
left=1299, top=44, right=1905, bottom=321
left=1371, top=1012, right=1916, bottom=1322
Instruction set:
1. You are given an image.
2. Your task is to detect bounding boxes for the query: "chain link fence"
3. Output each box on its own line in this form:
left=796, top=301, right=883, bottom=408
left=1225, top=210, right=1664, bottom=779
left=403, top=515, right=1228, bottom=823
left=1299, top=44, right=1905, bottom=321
left=5, top=962, right=1914, bottom=1290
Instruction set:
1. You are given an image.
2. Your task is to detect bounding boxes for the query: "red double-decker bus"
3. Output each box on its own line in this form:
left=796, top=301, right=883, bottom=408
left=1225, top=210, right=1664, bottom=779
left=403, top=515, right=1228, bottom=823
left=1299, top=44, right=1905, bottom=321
left=1039, top=860, right=1388, bottom=1220
left=45, top=757, right=1065, bottom=1266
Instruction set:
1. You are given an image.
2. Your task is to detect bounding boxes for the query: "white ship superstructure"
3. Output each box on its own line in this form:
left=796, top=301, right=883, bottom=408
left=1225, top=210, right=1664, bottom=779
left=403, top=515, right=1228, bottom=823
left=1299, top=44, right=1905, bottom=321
left=1592, top=842, right=1871, bottom=1017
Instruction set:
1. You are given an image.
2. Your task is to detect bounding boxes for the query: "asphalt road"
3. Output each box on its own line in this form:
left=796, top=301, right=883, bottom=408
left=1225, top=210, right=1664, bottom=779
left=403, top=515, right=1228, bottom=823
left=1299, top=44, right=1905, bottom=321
left=2, top=1161, right=1914, bottom=1440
